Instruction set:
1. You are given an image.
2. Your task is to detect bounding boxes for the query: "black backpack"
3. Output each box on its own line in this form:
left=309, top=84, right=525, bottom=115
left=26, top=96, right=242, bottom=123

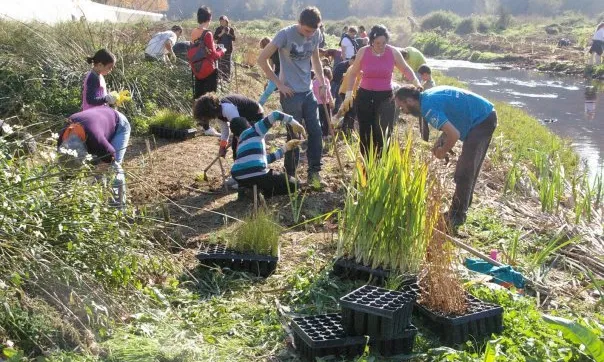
left=339, top=34, right=359, bottom=54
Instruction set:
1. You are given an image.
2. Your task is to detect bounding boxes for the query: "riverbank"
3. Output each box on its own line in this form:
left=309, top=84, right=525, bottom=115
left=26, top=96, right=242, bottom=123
left=0, top=19, right=602, bottom=362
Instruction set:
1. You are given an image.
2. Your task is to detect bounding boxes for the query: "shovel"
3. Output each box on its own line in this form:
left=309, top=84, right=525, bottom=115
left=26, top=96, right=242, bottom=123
left=201, top=155, right=221, bottom=181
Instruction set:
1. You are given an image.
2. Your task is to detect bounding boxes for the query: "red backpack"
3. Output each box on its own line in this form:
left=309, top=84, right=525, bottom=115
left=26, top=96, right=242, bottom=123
left=187, top=30, right=215, bottom=80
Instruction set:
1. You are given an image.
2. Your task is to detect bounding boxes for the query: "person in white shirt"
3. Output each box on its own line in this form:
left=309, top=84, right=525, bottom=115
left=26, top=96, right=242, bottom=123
left=145, top=25, right=183, bottom=62
left=588, top=22, right=604, bottom=65
left=340, top=27, right=358, bottom=60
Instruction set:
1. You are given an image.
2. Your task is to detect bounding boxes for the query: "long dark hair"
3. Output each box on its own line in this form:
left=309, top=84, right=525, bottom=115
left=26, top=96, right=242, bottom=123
left=86, top=48, right=115, bottom=65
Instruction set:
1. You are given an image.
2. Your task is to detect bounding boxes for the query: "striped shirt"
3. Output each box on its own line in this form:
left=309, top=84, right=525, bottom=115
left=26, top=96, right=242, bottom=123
left=231, top=111, right=294, bottom=180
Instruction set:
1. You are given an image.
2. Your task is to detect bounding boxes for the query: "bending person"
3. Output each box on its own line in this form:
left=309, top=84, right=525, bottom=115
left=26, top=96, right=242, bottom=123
left=394, top=85, right=497, bottom=229
left=230, top=111, right=306, bottom=197
left=341, top=25, right=420, bottom=156
left=57, top=107, right=131, bottom=208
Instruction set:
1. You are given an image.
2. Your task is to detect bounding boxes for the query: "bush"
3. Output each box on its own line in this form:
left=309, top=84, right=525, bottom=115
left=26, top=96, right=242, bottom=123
left=455, top=18, right=476, bottom=35
left=477, top=20, right=491, bottom=33
left=148, top=109, right=196, bottom=130
left=496, top=6, right=512, bottom=30
left=421, top=11, right=460, bottom=32
left=545, top=24, right=562, bottom=35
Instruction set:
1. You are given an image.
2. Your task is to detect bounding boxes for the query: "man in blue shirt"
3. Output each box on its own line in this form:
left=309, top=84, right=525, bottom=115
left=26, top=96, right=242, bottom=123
left=394, top=85, right=498, bottom=228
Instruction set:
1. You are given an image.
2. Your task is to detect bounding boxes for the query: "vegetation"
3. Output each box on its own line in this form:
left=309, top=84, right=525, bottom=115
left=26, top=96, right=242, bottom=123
left=421, top=11, right=461, bottom=32
left=337, top=134, right=435, bottom=274
left=230, top=210, right=281, bottom=257
left=148, top=109, right=196, bottom=130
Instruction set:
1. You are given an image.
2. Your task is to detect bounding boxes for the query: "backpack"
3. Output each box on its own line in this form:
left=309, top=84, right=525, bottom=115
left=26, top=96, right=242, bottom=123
left=187, top=30, right=215, bottom=80
left=339, top=34, right=359, bottom=55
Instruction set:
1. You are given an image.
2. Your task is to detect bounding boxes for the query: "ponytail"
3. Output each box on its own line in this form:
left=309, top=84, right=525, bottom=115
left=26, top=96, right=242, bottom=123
left=86, top=48, right=116, bottom=65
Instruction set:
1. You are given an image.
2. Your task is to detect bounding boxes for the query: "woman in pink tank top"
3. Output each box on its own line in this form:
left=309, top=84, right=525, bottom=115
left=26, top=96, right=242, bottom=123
left=342, top=25, right=419, bottom=156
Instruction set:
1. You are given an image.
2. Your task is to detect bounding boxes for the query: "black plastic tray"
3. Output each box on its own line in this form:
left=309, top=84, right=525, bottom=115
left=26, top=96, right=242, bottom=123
left=340, top=285, right=415, bottom=339
left=399, top=283, right=504, bottom=345
left=196, top=244, right=278, bottom=277
left=332, top=257, right=416, bottom=285
left=370, top=324, right=418, bottom=357
left=291, top=313, right=367, bottom=361
left=150, top=125, right=197, bottom=141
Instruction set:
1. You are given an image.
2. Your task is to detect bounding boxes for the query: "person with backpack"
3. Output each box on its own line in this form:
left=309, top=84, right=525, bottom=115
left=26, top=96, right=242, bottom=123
left=144, top=25, right=182, bottom=62
left=257, top=7, right=328, bottom=190
left=214, top=15, right=236, bottom=83
left=82, top=49, right=117, bottom=111
left=340, top=27, right=358, bottom=60
left=190, top=6, right=225, bottom=136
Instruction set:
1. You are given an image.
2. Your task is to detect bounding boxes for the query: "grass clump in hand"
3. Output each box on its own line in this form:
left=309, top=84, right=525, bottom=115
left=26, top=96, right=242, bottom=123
left=149, top=109, right=196, bottom=130
left=230, top=209, right=281, bottom=257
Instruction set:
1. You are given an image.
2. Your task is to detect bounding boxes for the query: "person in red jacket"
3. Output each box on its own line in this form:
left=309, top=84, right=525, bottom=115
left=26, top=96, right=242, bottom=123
left=192, top=6, right=225, bottom=136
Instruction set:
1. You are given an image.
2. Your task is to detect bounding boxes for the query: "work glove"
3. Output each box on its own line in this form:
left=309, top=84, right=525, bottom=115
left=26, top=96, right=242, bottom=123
left=105, top=93, right=117, bottom=106
left=281, top=139, right=303, bottom=153
left=289, top=119, right=306, bottom=137
left=341, top=91, right=354, bottom=114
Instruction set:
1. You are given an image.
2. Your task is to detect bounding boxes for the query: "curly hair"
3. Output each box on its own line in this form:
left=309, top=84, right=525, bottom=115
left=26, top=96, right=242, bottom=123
left=193, top=93, right=222, bottom=126
left=368, top=25, right=390, bottom=45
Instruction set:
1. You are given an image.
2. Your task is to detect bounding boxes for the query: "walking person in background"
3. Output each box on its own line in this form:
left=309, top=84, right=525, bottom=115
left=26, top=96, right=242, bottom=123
left=417, top=64, right=435, bottom=141
left=82, top=49, right=116, bottom=111
left=214, top=15, right=236, bottom=83
left=191, top=6, right=225, bottom=136
left=340, top=26, right=358, bottom=60
left=144, top=25, right=182, bottom=62
left=588, top=22, right=604, bottom=65
left=258, top=37, right=280, bottom=106
left=394, top=85, right=498, bottom=229
left=312, top=67, right=334, bottom=137
left=358, top=25, right=367, bottom=39
left=57, top=106, right=131, bottom=208
left=257, top=6, right=327, bottom=189
left=341, top=25, right=420, bottom=156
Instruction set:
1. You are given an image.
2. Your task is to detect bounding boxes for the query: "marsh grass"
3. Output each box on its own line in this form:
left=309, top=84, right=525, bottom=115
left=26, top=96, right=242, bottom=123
left=337, top=132, right=434, bottom=274
left=229, top=209, right=281, bottom=257
left=148, top=109, right=196, bottom=130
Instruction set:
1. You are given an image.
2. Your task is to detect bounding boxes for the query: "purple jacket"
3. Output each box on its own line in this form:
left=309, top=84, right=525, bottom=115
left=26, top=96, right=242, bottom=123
left=58, top=107, right=118, bottom=162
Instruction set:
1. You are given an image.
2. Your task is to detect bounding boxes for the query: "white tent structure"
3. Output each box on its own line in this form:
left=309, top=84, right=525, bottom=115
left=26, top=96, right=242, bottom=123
left=0, top=0, right=163, bottom=24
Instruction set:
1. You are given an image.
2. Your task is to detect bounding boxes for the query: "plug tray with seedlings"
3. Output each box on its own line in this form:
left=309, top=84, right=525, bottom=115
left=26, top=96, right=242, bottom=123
left=196, top=244, right=278, bottom=278
left=340, top=285, right=415, bottom=339
left=150, top=125, right=197, bottom=141
left=332, top=257, right=416, bottom=286
left=291, top=313, right=367, bottom=362
left=400, top=283, right=504, bottom=346
left=370, top=323, right=418, bottom=357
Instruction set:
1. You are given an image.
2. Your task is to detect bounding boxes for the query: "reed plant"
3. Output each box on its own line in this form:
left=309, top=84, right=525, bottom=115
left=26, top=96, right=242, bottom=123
left=230, top=209, right=281, bottom=257
left=529, top=151, right=564, bottom=213
left=337, top=132, right=435, bottom=274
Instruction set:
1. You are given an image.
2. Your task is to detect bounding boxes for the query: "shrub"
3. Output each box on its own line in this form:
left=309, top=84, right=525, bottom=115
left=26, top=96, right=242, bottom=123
left=496, top=6, right=512, bottom=30
left=421, top=11, right=460, bottom=32
left=477, top=20, right=491, bottom=33
left=545, top=24, right=562, bottom=35
left=455, top=18, right=476, bottom=35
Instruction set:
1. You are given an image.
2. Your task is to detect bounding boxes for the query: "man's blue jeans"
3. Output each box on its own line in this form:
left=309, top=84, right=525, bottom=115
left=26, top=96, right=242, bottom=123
left=280, top=91, right=322, bottom=177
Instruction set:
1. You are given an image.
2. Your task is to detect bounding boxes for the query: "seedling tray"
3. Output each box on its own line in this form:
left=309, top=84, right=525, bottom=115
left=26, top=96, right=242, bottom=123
left=332, top=257, right=416, bottom=285
left=291, top=313, right=367, bottom=362
left=370, top=324, right=418, bottom=357
left=340, top=285, right=415, bottom=339
left=400, top=283, right=504, bottom=346
left=196, top=244, right=278, bottom=277
left=150, top=126, right=197, bottom=141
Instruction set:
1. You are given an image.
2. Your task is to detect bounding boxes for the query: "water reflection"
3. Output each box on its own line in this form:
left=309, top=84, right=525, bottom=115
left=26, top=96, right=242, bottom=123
left=585, top=86, right=597, bottom=121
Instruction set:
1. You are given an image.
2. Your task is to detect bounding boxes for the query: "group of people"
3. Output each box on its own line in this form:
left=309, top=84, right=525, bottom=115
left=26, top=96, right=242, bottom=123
left=58, top=5, right=500, bottom=229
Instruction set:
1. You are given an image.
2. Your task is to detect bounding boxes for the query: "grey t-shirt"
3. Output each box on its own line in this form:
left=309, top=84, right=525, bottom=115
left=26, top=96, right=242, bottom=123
left=272, top=25, right=321, bottom=93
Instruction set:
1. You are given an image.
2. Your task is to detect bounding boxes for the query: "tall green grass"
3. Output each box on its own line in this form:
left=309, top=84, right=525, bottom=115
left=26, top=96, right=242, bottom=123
left=337, top=133, right=435, bottom=274
left=230, top=210, right=281, bottom=257
left=148, top=109, right=196, bottom=129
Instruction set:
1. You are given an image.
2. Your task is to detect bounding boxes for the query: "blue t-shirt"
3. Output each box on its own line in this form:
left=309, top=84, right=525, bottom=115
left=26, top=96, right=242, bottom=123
left=420, top=86, right=494, bottom=141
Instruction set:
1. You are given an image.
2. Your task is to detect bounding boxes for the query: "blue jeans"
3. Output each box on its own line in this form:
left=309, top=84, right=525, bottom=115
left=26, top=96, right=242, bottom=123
left=258, top=79, right=278, bottom=106
left=280, top=91, right=322, bottom=176
left=110, top=111, right=131, bottom=207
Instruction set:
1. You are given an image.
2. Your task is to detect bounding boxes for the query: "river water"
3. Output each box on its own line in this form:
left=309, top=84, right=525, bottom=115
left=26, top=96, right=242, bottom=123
left=428, top=59, right=603, bottom=176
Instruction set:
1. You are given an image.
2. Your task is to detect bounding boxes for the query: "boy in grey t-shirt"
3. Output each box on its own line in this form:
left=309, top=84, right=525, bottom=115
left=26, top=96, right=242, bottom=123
left=257, top=7, right=327, bottom=189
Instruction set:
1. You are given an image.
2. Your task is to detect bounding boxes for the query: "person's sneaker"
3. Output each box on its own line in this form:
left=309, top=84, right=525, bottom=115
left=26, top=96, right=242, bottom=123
left=225, top=177, right=238, bottom=187
left=203, top=127, right=221, bottom=137
left=443, top=210, right=465, bottom=233
left=307, top=173, right=327, bottom=191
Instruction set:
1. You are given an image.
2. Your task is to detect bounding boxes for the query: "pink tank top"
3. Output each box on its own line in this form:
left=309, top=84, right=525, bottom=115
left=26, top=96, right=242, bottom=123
left=359, top=44, right=395, bottom=91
